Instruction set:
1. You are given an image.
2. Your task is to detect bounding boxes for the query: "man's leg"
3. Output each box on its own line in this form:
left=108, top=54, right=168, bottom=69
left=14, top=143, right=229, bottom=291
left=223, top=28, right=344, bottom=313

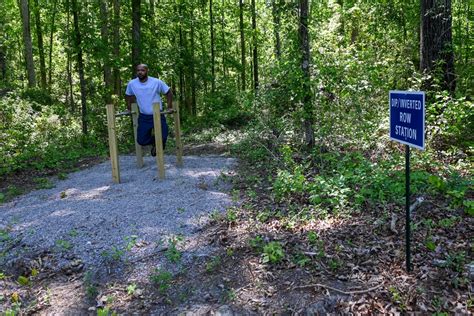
left=137, top=114, right=155, bottom=146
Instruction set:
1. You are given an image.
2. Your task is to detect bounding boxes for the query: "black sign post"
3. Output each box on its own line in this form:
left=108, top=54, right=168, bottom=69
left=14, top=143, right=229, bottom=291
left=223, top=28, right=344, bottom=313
left=390, top=91, right=425, bottom=273
left=405, top=145, right=411, bottom=272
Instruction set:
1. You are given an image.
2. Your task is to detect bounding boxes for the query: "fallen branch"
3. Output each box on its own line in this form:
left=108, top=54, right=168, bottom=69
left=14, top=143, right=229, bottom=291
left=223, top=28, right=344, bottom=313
left=292, top=282, right=384, bottom=295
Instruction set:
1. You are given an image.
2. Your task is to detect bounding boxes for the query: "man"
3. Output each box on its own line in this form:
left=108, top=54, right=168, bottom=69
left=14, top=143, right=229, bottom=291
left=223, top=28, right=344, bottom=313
left=125, top=64, right=173, bottom=156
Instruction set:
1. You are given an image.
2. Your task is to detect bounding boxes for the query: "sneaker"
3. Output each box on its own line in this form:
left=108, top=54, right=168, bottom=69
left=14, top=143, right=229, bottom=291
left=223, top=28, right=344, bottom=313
left=151, top=144, right=156, bottom=157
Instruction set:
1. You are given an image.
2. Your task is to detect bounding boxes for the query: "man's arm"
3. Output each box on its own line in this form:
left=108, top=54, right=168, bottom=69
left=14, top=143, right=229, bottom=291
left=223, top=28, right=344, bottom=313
left=125, top=95, right=136, bottom=112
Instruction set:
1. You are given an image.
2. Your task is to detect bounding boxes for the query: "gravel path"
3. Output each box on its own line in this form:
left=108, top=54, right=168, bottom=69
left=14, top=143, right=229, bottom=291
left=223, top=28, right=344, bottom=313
left=0, top=155, right=236, bottom=275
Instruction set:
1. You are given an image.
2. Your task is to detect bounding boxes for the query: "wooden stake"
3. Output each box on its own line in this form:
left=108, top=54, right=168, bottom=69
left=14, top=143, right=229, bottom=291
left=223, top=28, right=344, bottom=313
left=153, top=103, right=165, bottom=179
left=173, top=100, right=183, bottom=167
left=131, top=103, right=144, bottom=168
left=106, top=104, right=120, bottom=183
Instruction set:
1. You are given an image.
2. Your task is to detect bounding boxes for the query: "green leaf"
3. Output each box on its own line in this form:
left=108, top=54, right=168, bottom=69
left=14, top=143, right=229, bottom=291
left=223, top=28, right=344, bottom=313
left=17, top=275, right=29, bottom=286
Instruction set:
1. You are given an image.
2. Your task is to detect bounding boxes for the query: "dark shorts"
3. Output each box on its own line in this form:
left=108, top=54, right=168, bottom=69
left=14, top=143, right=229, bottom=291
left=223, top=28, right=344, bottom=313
left=137, top=114, right=168, bottom=148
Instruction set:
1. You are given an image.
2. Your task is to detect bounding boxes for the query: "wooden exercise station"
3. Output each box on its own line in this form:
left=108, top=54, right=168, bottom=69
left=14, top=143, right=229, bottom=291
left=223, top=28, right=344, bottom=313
left=106, top=102, right=183, bottom=183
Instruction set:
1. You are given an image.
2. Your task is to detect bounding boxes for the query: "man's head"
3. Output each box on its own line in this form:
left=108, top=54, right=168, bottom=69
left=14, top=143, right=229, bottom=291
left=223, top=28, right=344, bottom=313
left=136, top=64, right=149, bottom=81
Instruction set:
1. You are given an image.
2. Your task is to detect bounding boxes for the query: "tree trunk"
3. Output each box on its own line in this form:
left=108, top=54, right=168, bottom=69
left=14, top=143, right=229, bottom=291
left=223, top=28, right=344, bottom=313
left=420, top=0, right=455, bottom=94
left=221, top=0, right=226, bottom=79
left=99, top=0, right=112, bottom=103
left=251, top=0, right=258, bottom=91
left=0, top=45, right=6, bottom=81
left=131, top=0, right=141, bottom=77
left=337, top=0, right=345, bottom=37
left=32, top=0, right=46, bottom=89
left=112, top=0, right=121, bottom=95
left=178, top=3, right=184, bottom=108
left=71, top=0, right=87, bottom=135
left=299, top=0, right=314, bottom=148
left=210, top=0, right=215, bottom=92
left=19, top=0, right=36, bottom=87
left=272, top=0, right=281, bottom=59
left=199, top=1, right=208, bottom=94
left=47, top=0, right=58, bottom=90
left=65, top=0, right=74, bottom=111
left=190, top=8, right=197, bottom=116
left=239, top=0, right=246, bottom=91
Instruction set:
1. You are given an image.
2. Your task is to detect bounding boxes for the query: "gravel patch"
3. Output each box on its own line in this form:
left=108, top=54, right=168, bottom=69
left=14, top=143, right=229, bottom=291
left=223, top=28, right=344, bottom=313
left=0, top=155, right=237, bottom=277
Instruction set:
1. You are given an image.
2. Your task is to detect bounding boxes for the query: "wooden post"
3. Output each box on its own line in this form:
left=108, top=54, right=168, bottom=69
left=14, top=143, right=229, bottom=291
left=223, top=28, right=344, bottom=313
left=153, top=103, right=165, bottom=179
left=131, top=103, right=144, bottom=168
left=106, top=104, right=120, bottom=183
left=173, top=100, right=183, bottom=167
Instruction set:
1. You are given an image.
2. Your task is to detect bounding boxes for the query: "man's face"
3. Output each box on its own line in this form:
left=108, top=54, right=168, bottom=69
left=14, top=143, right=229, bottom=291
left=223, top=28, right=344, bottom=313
left=136, top=65, right=148, bottom=80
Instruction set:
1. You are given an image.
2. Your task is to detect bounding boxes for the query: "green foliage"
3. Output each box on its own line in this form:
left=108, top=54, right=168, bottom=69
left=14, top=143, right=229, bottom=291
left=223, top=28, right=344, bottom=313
left=101, top=246, right=124, bottom=262
left=97, top=307, right=116, bottom=316
left=438, top=217, right=459, bottom=229
left=34, top=177, right=54, bottom=190
left=273, top=145, right=306, bottom=200
left=464, top=200, right=474, bottom=216
left=262, top=241, right=285, bottom=264
left=54, top=239, right=72, bottom=252
left=0, top=92, right=106, bottom=177
left=149, top=269, right=173, bottom=295
left=427, top=94, right=473, bottom=149
left=267, top=146, right=471, bottom=217
left=443, top=251, right=466, bottom=273
left=425, top=236, right=437, bottom=252
left=165, top=237, right=182, bottom=264
left=17, top=275, right=29, bottom=286
left=127, top=283, right=137, bottom=296
left=21, top=88, right=54, bottom=107
left=4, top=309, right=17, bottom=316
left=293, top=253, right=311, bottom=267
left=249, top=235, right=264, bottom=251
left=124, top=235, right=138, bottom=251
left=225, top=209, right=237, bottom=223
left=84, top=271, right=98, bottom=299
left=205, top=256, right=221, bottom=273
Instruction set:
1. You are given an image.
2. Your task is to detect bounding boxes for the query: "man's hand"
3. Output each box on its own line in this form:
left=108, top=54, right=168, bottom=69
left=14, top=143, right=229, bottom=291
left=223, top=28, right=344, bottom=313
left=162, top=108, right=176, bottom=114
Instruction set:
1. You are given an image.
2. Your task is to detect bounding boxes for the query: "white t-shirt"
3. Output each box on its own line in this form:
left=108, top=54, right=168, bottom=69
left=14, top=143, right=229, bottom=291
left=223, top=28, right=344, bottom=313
left=125, top=76, right=170, bottom=114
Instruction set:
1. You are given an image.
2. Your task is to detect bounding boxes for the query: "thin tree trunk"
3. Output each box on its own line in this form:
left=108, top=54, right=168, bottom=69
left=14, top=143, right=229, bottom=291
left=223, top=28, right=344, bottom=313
left=112, top=0, right=120, bottom=95
left=71, top=0, right=87, bottom=135
left=420, top=0, right=455, bottom=94
left=32, top=0, right=46, bottom=89
left=178, top=3, right=184, bottom=107
left=239, top=0, right=246, bottom=91
left=337, top=0, right=344, bottom=37
left=210, top=0, right=215, bottom=92
left=299, top=0, right=314, bottom=148
left=272, top=0, right=281, bottom=59
left=199, top=4, right=208, bottom=94
left=99, top=0, right=112, bottom=103
left=251, top=0, right=258, bottom=91
left=190, top=8, right=197, bottom=116
left=65, top=0, right=74, bottom=111
left=149, top=0, right=155, bottom=26
left=19, top=0, right=36, bottom=87
left=0, top=45, right=6, bottom=81
left=221, top=0, right=226, bottom=79
left=47, top=0, right=58, bottom=90
left=131, top=0, right=141, bottom=77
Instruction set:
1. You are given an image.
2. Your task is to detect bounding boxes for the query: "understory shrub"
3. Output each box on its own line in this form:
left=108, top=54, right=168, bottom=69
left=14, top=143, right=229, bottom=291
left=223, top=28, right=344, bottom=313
left=0, top=92, right=106, bottom=175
